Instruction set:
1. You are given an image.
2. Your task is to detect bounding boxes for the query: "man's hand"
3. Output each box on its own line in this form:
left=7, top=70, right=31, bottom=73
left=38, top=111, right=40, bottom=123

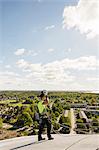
left=43, top=99, right=48, bottom=105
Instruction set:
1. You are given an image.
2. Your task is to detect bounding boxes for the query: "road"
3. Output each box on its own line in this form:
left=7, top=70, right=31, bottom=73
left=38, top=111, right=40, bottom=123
left=64, top=110, right=69, bottom=117
left=70, top=108, right=76, bottom=134
left=0, top=134, right=99, bottom=150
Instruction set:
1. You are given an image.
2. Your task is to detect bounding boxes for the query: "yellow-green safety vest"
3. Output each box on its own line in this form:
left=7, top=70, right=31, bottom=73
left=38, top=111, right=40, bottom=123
left=37, top=101, right=46, bottom=114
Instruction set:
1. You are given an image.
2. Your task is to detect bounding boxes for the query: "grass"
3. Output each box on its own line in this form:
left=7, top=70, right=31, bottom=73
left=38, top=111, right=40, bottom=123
left=9, top=103, right=22, bottom=107
left=0, top=99, right=17, bottom=104
left=0, top=100, right=29, bottom=107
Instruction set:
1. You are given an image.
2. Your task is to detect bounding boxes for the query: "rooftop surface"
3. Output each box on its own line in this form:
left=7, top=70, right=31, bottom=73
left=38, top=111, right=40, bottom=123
left=0, top=134, right=99, bottom=150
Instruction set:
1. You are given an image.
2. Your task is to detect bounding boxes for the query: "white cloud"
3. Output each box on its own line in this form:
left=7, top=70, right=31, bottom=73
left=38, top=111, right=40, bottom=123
left=0, top=71, right=19, bottom=77
left=16, top=59, right=41, bottom=73
left=14, top=48, right=26, bottom=56
left=87, top=77, right=99, bottom=81
left=0, top=71, right=20, bottom=87
left=32, top=25, right=55, bottom=33
left=16, top=58, right=75, bottom=84
left=26, top=50, right=38, bottom=57
left=61, top=56, right=98, bottom=70
left=16, top=56, right=99, bottom=84
left=48, top=48, right=55, bottom=52
left=14, top=48, right=38, bottom=57
left=63, top=0, right=99, bottom=39
left=43, top=56, right=98, bottom=71
left=0, top=71, right=28, bottom=90
left=44, top=25, right=55, bottom=31
left=16, top=56, right=99, bottom=73
left=1, top=56, right=98, bottom=91
left=16, top=59, right=29, bottom=69
left=27, top=50, right=38, bottom=56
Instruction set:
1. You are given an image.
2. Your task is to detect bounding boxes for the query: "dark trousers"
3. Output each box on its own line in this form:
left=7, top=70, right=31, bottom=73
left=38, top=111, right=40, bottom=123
left=38, top=117, right=51, bottom=139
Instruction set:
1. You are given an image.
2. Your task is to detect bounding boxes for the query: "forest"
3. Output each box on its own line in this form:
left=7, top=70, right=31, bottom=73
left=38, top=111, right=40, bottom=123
left=0, top=91, right=99, bottom=140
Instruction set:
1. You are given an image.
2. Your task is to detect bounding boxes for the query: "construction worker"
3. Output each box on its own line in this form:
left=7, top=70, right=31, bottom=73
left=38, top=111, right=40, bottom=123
left=37, top=90, right=54, bottom=141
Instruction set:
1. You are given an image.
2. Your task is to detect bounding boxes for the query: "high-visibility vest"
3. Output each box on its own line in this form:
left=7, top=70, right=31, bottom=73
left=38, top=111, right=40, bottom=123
left=37, top=101, right=46, bottom=114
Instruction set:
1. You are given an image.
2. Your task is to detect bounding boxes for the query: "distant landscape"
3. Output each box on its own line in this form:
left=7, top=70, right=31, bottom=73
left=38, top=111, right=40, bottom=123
left=0, top=91, right=99, bottom=140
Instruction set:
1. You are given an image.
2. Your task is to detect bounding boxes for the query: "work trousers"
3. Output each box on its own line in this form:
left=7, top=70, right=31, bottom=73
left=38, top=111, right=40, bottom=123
left=38, top=117, right=51, bottom=139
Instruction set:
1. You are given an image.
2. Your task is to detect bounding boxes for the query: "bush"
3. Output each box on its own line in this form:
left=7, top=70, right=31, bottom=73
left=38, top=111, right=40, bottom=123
left=16, top=112, right=33, bottom=127
left=63, top=104, right=70, bottom=110
left=76, top=119, right=83, bottom=123
left=60, top=127, right=70, bottom=134
left=55, top=111, right=60, bottom=117
left=33, top=121, right=38, bottom=129
left=53, top=122, right=60, bottom=130
left=51, top=113, right=57, bottom=122
left=92, top=118, right=99, bottom=126
left=0, top=118, right=3, bottom=128
left=9, top=118, right=17, bottom=125
left=21, top=106, right=34, bottom=119
left=59, top=116, right=70, bottom=125
left=77, top=123, right=86, bottom=129
left=23, top=99, right=34, bottom=104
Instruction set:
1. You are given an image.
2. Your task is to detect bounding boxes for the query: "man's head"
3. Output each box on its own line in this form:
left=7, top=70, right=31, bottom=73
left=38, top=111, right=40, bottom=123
left=39, top=90, right=48, bottom=99
left=42, top=90, right=48, bottom=96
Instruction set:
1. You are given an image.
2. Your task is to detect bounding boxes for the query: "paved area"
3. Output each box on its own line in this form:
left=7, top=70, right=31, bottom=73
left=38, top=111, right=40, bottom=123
left=64, top=110, right=68, bottom=117
left=0, top=134, right=99, bottom=150
left=70, top=108, right=76, bottom=134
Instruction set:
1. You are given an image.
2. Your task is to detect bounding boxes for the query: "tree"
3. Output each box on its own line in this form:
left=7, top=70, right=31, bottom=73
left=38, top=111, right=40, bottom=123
left=16, top=112, right=33, bottom=127
left=59, top=116, right=70, bottom=125
left=63, top=104, right=70, bottom=110
left=0, top=117, right=3, bottom=128
left=92, top=118, right=99, bottom=126
left=53, top=122, right=60, bottom=130
left=55, top=111, right=60, bottom=117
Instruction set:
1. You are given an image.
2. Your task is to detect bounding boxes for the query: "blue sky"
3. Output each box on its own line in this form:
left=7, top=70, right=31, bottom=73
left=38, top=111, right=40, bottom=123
left=0, top=0, right=99, bottom=91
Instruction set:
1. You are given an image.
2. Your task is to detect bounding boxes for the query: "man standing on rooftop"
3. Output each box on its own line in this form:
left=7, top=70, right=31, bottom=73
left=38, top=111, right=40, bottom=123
left=37, top=90, right=54, bottom=141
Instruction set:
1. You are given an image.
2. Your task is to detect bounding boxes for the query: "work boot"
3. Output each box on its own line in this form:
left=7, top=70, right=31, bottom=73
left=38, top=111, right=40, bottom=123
left=48, top=137, right=54, bottom=140
left=38, top=137, right=45, bottom=141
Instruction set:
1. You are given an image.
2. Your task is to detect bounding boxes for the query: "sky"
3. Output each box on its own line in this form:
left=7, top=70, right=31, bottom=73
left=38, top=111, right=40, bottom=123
left=0, top=0, right=99, bottom=91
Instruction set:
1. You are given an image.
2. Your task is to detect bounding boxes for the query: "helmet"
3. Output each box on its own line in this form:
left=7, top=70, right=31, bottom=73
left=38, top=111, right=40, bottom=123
left=42, top=90, right=48, bottom=96
left=39, top=90, right=48, bottom=98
